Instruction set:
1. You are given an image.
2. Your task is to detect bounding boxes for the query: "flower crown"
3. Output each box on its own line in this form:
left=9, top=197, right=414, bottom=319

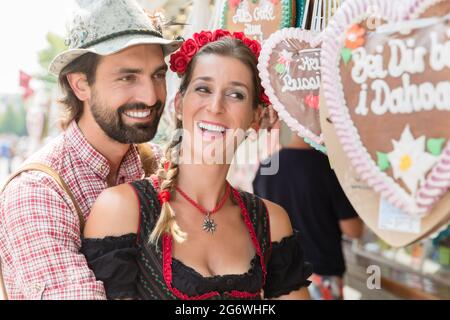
left=169, top=29, right=271, bottom=106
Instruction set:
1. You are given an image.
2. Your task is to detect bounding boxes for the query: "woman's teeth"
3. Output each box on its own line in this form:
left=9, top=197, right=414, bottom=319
left=124, top=109, right=152, bottom=119
left=197, top=122, right=226, bottom=133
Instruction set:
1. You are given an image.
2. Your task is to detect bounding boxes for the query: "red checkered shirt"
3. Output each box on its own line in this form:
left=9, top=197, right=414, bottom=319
left=0, top=121, right=160, bottom=300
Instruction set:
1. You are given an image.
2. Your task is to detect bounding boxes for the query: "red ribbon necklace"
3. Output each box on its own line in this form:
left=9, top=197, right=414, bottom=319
left=175, top=182, right=231, bottom=234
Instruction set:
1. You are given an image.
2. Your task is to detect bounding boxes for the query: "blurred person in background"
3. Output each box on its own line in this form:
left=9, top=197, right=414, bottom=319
left=253, top=123, right=364, bottom=300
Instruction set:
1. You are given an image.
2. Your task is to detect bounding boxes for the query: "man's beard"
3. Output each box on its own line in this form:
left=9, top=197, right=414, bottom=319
left=90, top=92, right=164, bottom=144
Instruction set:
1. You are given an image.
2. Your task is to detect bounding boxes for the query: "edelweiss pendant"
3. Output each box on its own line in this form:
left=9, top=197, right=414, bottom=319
left=202, top=212, right=217, bottom=234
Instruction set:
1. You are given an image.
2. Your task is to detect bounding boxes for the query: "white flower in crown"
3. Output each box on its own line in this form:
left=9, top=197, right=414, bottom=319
left=387, top=125, right=437, bottom=194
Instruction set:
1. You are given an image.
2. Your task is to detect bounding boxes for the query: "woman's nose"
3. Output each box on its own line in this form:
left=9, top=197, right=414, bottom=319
left=206, top=94, right=225, bottom=114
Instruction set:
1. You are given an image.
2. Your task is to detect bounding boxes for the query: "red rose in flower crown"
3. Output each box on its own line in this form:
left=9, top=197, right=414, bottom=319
left=231, top=31, right=246, bottom=41
left=242, top=37, right=261, bottom=57
left=170, top=29, right=271, bottom=106
left=229, top=0, right=241, bottom=9
left=180, top=38, right=198, bottom=58
left=211, top=29, right=231, bottom=41
left=193, top=31, right=213, bottom=46
left=169, top=53, right=190, bottom=75
left=260, top=91, right=271, bottom=105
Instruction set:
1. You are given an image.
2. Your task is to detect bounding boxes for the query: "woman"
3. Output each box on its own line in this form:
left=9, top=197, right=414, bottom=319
left=81, top=30, right=312, bottom=300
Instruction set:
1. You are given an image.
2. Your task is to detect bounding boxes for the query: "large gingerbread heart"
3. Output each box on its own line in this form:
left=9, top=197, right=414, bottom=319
left=220, top=0, right=295, bottom=42
left=320, top=89, right=450, bottom=247
left=321, top=0, right=450, bottom=216
left=258, top=28, right=325, bottom=150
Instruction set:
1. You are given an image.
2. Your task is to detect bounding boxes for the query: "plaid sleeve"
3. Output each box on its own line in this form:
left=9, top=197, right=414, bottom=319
left=1, top=175, right=106, bottom=300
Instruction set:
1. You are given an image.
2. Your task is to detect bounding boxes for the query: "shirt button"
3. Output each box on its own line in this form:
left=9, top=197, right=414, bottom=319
left=29, top=283, right=44, bottom=296
left=226, top=279, right=234, bottom=286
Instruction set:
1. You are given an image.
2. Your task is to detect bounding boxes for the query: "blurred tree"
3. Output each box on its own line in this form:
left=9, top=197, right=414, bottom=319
left=31, top=32, right=67, bottom=139
left=13, top=103, right=28, bottom=136
left=36, top=32, right=67, bottom=85
left=0, top=105, right=15, bottom=134
left=0, top=102, right=27, bottom=136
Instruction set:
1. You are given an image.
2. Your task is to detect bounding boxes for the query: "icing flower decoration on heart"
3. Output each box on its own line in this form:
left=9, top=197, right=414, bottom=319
left=304, top=94, right=319, bottom=110
left=278, top=49, right=293, bottom=64
left=275, top=49, right=293, bottom=74
left=345, top=24, right=366, bottom=49
left=386, top=125, right=437, bottom=194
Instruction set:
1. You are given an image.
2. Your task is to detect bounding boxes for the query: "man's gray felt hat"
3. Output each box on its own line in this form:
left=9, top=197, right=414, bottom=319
left=49, top=0, right=182, bottom=76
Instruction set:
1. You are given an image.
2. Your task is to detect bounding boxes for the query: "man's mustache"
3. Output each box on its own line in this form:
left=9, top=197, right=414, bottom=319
left=118, top=101, right=164, bottom=113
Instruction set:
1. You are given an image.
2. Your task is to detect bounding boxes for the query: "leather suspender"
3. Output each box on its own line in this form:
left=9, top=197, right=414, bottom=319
left=0, top=163, right=84, bottom=300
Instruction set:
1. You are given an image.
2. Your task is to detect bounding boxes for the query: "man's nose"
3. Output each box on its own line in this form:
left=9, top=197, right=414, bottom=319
left=135, top=79, right=158, bottom=106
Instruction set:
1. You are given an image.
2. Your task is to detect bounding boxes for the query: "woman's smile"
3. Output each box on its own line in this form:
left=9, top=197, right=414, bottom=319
left=196, top=120, right=229, bottom=140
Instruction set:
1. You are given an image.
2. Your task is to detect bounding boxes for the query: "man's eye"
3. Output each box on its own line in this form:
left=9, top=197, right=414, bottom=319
left=118, top=75, right=136, bottom=82
left=154, top=72, right=166, bottom=80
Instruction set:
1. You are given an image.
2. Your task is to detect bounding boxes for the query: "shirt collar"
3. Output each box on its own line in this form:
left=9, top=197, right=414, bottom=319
left=119, top=144, right=145, bottom=182
left=65, top=121, right=144, bottom=182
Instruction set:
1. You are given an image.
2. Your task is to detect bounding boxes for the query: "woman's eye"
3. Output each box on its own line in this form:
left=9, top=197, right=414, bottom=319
left=229, top=92, right=245, bottom=100
left=196, top=86, right=211, bottom=93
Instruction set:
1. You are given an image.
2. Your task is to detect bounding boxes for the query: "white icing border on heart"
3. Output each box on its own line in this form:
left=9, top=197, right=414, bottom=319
left=407, top=0, right=447, bottom=19
left=258, top=27, right=324, bottom=146
left=321, top=0, right=450, bottom=216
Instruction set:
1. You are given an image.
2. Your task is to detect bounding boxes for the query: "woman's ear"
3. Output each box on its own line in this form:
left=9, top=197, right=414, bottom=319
left=174, top=92, right=183, bottom=121
left=66, top=73, right=91, bottom=101
left=249, top=106, right=263, bottom=131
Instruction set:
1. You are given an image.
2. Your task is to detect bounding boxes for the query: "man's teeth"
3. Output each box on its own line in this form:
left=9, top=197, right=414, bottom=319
left=198, top=122, right=226, bottom=133
left=124, top=109, right=152, bottom=119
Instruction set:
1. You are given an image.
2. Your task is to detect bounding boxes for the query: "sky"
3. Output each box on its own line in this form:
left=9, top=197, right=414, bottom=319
left=0, top=0, right=76, bottom=95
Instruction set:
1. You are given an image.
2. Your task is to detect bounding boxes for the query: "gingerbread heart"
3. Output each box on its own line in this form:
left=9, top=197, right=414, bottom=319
left=320, top=89, right=450, bottom=247
left=258, top=28, right=325, bottom=149
left=220, top=0, right=295, bottom=42
left=321, top=0, right=450, bottom=216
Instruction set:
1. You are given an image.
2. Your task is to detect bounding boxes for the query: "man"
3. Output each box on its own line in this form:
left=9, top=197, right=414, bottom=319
left=253, top=124, right=364, bottom=300
left=0, top=0, right=181, bottom=299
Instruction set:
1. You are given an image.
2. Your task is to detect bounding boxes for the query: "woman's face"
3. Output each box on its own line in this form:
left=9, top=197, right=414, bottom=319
left=175, top=54, right=259, bottom=164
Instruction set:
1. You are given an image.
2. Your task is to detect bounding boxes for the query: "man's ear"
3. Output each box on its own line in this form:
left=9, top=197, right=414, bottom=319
left=174, top=92, right=183, bottom=120
left=66, top=73, right=91, bottom=102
